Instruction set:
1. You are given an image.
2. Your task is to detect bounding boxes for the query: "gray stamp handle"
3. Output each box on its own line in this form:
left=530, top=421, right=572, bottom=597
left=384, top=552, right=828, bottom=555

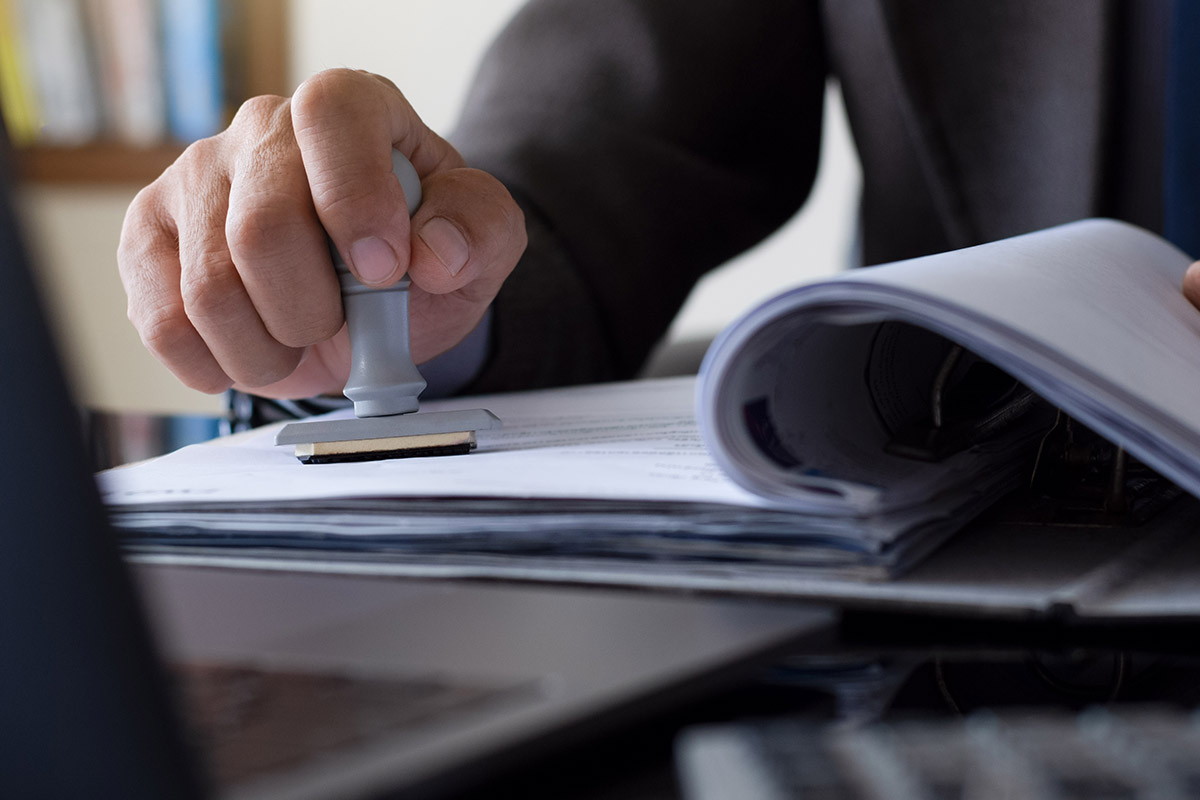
left=335, top=149, right=425, bottom=418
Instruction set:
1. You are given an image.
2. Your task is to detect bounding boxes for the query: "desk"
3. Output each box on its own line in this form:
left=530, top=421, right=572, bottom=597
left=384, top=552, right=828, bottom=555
left=454, top=610, right=1200, bottom=799
left=132, top=562, right=833, bottom=799
left=136, top=560, right=1200, bottom=799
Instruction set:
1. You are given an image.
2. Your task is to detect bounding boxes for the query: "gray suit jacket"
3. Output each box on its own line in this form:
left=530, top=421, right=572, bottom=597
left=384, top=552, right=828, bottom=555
left=453, top=0, right=1147, bottom=393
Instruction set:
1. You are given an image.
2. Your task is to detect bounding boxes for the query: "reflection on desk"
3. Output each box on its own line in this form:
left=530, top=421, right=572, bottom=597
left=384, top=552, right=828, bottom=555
left=456, top=639, right=1200, bottom=800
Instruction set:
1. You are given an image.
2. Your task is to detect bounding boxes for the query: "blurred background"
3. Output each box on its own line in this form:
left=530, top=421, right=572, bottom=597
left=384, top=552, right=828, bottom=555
left=2, top=0, right=859, bottom=465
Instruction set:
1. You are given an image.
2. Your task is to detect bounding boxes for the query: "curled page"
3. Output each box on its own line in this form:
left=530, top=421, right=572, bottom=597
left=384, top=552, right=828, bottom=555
left=698, top=219, right=1197, bottom=516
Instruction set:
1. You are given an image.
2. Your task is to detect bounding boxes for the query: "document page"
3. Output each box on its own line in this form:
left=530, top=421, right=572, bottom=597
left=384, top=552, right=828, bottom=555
left=100, top=375, right=1001, bottom=578
left=100, top=378, right=762, bottom=508
left=827, top=219, right=1200, bottom=488
left=699, top=219, right=1200, bottom=511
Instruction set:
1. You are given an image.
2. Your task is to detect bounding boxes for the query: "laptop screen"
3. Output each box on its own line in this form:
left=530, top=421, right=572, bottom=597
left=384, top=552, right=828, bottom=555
left=0, top=135, right=203, bottom=798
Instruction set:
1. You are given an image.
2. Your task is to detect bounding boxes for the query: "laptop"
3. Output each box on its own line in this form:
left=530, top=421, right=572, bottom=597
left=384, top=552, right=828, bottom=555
left=0, top=136, right=832, bottom=798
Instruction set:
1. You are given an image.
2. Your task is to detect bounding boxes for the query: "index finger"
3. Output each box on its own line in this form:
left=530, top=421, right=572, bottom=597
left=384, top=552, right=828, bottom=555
left=289, top=69, right=465, bottom=287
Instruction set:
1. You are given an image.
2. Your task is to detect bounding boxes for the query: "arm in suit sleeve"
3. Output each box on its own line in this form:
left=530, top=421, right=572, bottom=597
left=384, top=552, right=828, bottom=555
left=452, top=0, right=828, bottom=392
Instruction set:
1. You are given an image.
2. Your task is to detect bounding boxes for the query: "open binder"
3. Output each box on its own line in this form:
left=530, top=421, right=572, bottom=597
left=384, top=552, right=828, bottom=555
left=99, top=219, right=1200, bottom=623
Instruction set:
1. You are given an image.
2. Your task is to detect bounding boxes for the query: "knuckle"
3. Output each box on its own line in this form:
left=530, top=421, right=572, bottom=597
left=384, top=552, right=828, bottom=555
left=170, top=136, right=222, bottom=180
left=305, top=163, right=394, bottom=230
left=118, top=192, right=171, bottom=273
left=318, top=180, right=379, bottom=222
left=292, top=68, right=369, bottom=124
left=135, top=301, right=192, bottom=361
left=179, top=257, right=241, bottom=321
left=464, top=170, right=528, bottom=255
left=231, top=94, right=288, bottom=127
left=224, top=199, right=301, bottom=264
left=159, top=140, right=234, bottom=218
left=125, top=181, right=162, bottom=224
left=227, top=95, right=296, bottom=164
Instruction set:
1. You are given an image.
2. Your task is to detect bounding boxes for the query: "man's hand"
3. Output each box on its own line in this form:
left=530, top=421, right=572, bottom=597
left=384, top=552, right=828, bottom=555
left=1184, top=261, right=1200, bottom=312
left=118, top=68, right=526, bottom=399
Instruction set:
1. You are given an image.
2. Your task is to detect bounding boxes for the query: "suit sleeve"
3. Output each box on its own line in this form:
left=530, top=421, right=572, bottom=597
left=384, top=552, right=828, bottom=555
left=452, top=0, right=828, bottom=392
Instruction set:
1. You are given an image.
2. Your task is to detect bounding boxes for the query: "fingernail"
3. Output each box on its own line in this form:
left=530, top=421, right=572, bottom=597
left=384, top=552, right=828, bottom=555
left=418, top=217, right=470, bottom=276
left=350, top=236, right=398, bottom=284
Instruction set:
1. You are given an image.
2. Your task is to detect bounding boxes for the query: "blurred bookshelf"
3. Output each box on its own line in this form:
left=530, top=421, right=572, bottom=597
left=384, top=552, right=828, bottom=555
left=4, top=0, right=289, bottom=186
left=3, top=0, right=291, bottom=429
left=13, top=141, right=185, bottom=184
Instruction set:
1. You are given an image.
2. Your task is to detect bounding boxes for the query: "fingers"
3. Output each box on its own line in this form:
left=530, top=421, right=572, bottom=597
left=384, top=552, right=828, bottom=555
left=175, top=172, right=303, bottom=389
left=290, top=69, right=464, bottom=287
left=291, top=68, right=525, bottom=300
left=289, top=69, right=527, bottom=366
left=119, top=180, right=230, bottom=393
left=289, top=68, right=527, bottom=366
left=408, top=167, right=527, bottom=298
left=402, top=169, right=526, bottom=365
left=121, top=67, right=528, bottom=397
left=1184, top=261, right=1200, bottom=310
left=119, top=97, right=344, bottom=393
left=231, top=326, right=353, bottom=401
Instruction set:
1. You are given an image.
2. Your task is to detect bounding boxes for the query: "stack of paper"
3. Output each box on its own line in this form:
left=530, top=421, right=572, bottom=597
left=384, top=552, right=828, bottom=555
left=99, top=377, right=1019, bottom=587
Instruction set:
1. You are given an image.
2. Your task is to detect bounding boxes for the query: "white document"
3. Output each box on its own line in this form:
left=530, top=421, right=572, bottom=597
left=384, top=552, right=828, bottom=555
left=101, top=378, right=760, bottom=508
left=101, top=375, right=998, bottom=578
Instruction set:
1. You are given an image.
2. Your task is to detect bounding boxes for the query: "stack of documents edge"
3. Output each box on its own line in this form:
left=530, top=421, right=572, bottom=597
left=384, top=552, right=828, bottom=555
left=99, top=377, right=1022, bottom=586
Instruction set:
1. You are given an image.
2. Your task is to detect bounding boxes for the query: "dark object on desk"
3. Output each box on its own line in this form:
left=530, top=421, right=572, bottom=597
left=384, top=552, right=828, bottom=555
left=274, top=150, right=501, bottom=464
left=0, top=126, right=202, bottom=798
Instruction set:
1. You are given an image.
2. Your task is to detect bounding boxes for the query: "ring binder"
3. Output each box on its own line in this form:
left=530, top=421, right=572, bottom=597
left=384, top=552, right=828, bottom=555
left=885, top=342, right=1041, bottom=463
left=892, top=343, right=1178, bottom=526
left=1024, top=414, right=1180, bottom=526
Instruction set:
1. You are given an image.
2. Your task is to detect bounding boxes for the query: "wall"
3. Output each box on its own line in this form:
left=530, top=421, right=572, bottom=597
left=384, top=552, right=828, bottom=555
left=20, top=0, right=858, bottom=415
left=292, top=0, right=861, bottom=342
left=17, top=184, right=219, bottom=414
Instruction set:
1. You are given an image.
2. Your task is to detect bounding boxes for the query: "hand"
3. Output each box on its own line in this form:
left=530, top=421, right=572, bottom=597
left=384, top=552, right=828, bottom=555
left=118, top=68, right=526, bottom=399
left=1184, top=261, right=1200, bottom=312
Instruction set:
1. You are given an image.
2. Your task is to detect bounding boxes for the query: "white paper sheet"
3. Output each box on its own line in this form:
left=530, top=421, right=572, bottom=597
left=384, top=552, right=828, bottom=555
left=101, top=378, right=765, bottom=507
left=101, top=375, right=1011, bottom=577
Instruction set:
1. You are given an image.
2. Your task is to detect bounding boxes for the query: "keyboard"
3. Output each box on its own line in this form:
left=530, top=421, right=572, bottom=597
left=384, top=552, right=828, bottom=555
left=677, top=707, right=1200, bottom=800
